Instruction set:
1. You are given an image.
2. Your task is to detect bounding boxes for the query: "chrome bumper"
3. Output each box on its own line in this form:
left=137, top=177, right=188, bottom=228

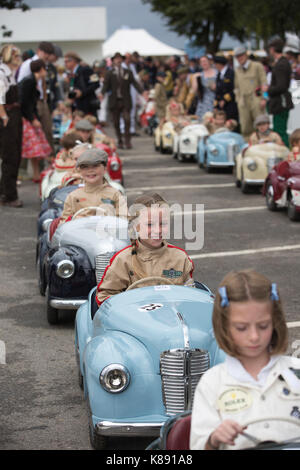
left=49, top=298, right=87, bottom=310
left=95, top=420, right=165, bottom=437
left=209, top=161, right=234, bottom=166
left=244, top=178, right=265, bottom=185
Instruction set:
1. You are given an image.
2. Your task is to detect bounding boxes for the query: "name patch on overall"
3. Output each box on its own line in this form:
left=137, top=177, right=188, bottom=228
left=218, top=388, right=253, bottom=413
left=162, top=268, right=183, bottom=278
left=101, top=198, right=116, bottom=206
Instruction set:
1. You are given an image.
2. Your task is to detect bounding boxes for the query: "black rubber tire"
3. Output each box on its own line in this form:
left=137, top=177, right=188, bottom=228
left=87, top=396, right=108, bottom=450
left=46, top=288, right=59, bottom=325
left=287, top=198, right=300, bottom=221
left=265, top=182, right=277, bottom=211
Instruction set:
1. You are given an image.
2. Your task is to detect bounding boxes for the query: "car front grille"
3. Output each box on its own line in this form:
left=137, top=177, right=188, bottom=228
left=95, top=253, right=114, bottom=284
left=160, top=349, right=210, bottom=415
left=227, top=144, right=240, bottom=162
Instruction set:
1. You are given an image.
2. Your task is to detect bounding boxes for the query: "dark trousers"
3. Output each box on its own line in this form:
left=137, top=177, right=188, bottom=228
left=111, top=99, right=131, bottom=145
left=273, top=110, right=290, bottom=147
left=0, top=108, right=23, bottom=201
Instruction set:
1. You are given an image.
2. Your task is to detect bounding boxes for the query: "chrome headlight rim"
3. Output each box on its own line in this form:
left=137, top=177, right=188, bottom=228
left=100, top=364, right=130, bottom=394
left=247, top=159, right=257, bottom=171
left=209, top=145, right=219, bottom=156
left=56, top=259, right=75, bottom=279
left=109, top=161, right=120, bottom=172
left=42, top=218, right=53, bottom=232
left=164, top=132, right=172, bottom=139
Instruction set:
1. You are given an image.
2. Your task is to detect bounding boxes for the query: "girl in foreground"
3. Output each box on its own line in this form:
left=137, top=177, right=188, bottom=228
left=96, top=193, right=194, bottom=306
left=190, top=270, right=300, bottom=450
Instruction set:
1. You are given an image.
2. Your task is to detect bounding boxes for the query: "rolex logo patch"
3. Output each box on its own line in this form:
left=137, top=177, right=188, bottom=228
left=162, top=268, right=183, bottom=278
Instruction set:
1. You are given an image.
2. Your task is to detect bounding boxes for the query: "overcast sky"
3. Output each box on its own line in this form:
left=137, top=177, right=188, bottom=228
left=25, top=0, right=189, bottom=49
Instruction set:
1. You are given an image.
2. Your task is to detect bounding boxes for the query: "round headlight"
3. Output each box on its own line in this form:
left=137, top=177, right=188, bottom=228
left=247, top=160, right=257, bottom=171
left=183, top=138, right=190, bottom=145
left=209, top=146, right=218, bottom=156
left=100, top=364, right=130, bottom=393
left=42, top=218, right=53, bottom=232
left=110, top=161, right=120, bottom=172
left=165, top=132, right=172, bottom=139
left=56, top=260, right=75, bottom=279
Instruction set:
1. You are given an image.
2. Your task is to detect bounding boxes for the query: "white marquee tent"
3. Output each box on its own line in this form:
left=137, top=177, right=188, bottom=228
left=103, top=28, right=185, bottom=58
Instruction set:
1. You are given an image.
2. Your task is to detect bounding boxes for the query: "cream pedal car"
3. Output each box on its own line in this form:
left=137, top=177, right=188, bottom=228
left=154, top=121, right=177, bottom=154
left=175, top=124, right=209, bottom=162
left=235, top=143, right=290, bottom=193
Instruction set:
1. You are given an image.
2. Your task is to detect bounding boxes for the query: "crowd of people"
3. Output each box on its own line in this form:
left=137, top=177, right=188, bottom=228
left=0, top=36, right=299, bottom=208
left=0, top=36, right=300, bottom=452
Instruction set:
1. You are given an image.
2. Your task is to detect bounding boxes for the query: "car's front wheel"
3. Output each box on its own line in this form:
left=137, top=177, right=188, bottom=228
left=177, top=153, right=186, bottom=162
left=87, top=396, right=108, bottom=450
left=46, top=288, right=59, bottom=325
left=265, top=182, right=277, bottom=211
left=241, top=170, right=249, bottom=193
left=287, top=197, right=300, bottom=221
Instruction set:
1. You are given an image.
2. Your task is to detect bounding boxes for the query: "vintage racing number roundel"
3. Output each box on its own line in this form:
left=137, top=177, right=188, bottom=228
left=218, top=388, right=253, bottom=413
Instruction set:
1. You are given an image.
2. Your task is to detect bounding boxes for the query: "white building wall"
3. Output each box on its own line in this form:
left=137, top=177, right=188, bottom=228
left=0, top=7, right=106, bottom=64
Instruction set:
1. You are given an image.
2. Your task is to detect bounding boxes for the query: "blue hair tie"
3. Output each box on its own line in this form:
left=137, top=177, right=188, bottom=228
left=218, top=286, right=229, bottom=307
left=271, top=283, right=279, bottom=301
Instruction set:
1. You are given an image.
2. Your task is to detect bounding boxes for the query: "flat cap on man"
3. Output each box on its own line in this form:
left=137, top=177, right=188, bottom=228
left=234, top=45, right=247, bottom=57
left=76, top=148, right=108, bottom=167
left=75, top=119, right=95, bottom=131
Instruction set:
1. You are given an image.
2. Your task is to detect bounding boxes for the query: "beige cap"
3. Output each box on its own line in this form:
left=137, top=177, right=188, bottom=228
left=76, top=148, right=108, bottom=167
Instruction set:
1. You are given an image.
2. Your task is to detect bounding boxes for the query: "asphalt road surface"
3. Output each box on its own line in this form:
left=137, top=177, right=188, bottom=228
left=0, top=127, right=299, bottom=450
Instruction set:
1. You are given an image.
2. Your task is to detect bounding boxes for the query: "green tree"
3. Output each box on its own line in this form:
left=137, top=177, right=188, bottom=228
left=142, top=0, right=300, bottom=52
left=142, top=0, right=247, bottom=52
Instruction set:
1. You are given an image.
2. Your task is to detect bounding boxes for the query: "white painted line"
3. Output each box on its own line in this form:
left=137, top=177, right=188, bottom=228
left=126, top=183, right=235, bottom=193
left=123, top=166, right=197, bottom=175
left=173, top=206, right=266, bottom=216
left=287, top=321, right=300, bottom=328
left=190, top=244, right=300, bottom=260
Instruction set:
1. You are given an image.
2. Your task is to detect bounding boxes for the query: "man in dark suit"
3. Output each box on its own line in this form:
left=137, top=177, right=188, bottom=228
left=262, top=38, right=294, bottom=147
left=64, top=52, right=100, bottom=116
left=100, top=52, right=143, bottom=149
left=213, top=55, right=238, bottom=122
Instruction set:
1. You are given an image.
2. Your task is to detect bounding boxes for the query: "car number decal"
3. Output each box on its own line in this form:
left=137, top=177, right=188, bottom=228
left=138, top=303, right=163, bottom=312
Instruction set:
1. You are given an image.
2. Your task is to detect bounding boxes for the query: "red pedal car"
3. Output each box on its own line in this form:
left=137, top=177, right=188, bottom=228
left=263, top=160, right=300, bottom=221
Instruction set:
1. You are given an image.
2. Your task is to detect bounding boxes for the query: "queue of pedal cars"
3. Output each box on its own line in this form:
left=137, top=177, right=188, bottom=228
left=35, top=88, right=300, bottom=451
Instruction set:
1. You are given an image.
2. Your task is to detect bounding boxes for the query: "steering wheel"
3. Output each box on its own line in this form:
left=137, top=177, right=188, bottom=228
left=239, top=417, right=300, bottom=449
left=63, top=176, right=81, bottom=187
left=72, top=206, right=107, bottom=220
left=126, top=276, right=174, bottom=291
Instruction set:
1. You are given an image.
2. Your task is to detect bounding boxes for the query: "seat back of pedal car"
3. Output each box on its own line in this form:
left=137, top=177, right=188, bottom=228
left=277, top=160, right=290, bottom=179
left=163, top=412, right=191, bottom=450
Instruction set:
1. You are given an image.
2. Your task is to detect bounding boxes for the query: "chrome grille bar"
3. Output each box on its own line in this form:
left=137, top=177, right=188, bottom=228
left=95, top=253, right=114, bottom=284
left=160, top=348, right=210, bottom=416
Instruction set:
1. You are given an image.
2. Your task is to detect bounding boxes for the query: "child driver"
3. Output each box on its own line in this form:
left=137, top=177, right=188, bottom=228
left=59, top=148, right=127, bottom=224
left=95, top=192, right=194, bottom=306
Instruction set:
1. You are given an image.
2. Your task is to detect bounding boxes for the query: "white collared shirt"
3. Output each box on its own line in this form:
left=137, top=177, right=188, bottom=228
left=0, top=62, right=16, bottom=104
left=190, top=355, right=300, bottom=450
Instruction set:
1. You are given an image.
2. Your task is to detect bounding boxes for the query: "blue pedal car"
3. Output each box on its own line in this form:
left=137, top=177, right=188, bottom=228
left=75, top=280, right=225, bottom=449
left=197, top=130, right=246, bottom=172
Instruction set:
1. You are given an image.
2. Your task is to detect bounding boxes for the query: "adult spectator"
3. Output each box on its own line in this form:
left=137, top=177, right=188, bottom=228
left=191, top=56, right=217, bottom=120
left=263, top=38, right=294, bottom=147
left=18, top=59, right=52, bottom=182
left=46, top=45, right=63, bottom=112
left=283, top=41, right=300, bottom=80
left=143, top=56, right=157, bottom=86
left=100, top=52, right=143, bottom=149
left=0, top=44, right=23, bottom=208
left=93, top=59, right=108, bottom=126
left=213, top=55, right=238, bottom=121
left=120, top=53, right=140, bottom=137
left=234, top=45, right=267, bottom=140
left=154, top=71, right=168, bottom=126
left=17, top=41, right=55, bottom=154
left=64, top=51, right=100, bottom=116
